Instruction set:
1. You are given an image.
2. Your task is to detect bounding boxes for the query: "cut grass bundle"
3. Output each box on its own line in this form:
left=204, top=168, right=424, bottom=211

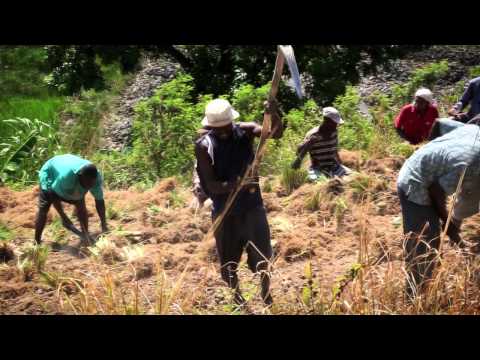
left=17, top=243, right=50, bottom=280
left=281, top=167, right=308, bottom=195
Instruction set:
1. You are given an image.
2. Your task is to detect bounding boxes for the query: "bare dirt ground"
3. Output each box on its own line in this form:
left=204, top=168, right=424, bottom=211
left=1, top=150, right=480, bottom=315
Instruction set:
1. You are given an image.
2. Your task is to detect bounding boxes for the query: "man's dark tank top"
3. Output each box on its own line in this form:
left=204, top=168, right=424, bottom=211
left=196, top=124, right=263, bottom=216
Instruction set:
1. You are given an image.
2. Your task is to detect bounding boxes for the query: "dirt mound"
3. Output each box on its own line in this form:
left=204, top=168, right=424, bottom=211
left=1, top=150, right=478, bottom=314
left=0, top=187, right=18, bottom=213
left=0, top=186, right=41, bottom=230
left=339, top=150, right=363, bottom=170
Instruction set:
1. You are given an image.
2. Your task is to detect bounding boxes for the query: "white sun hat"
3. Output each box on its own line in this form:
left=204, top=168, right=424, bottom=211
left=415, top=88, right=434, bottom=104
left=202, top=99, right=240, bottom=128
left=322, top=107, right=344, bottom=124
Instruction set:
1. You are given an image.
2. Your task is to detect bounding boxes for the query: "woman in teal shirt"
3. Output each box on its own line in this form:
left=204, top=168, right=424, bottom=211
left=35, top=154, right=108, bottom=245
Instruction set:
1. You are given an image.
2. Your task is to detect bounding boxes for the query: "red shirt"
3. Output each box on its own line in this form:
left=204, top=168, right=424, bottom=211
left=394, top=104, right=439, bottom=145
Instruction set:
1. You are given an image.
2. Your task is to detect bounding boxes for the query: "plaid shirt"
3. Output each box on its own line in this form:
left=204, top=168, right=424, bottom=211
left=397, top=124, right=480, bottom=220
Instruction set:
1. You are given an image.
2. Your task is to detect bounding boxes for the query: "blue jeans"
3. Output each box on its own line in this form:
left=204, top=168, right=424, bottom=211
left=308, top=164, right=351, bottom=182
left=398, top=186, right=441, bottom=297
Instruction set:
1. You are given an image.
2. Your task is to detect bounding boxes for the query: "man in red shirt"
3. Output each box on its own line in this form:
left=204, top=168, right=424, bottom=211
left=394, top=88, right=439, bottom=145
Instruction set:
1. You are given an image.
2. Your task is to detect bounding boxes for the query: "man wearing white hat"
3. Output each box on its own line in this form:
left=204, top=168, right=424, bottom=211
left=394, top=88, right=439, bottom=145
left=292, top=106, right=351, bottom=180
left=195, top=98, right=283, bottom=306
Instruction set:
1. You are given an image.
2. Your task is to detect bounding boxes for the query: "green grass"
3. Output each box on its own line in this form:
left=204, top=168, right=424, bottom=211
left=0, top=96, right=65, bottom=123
left=0, top=222, right=13, bottom=243
left=281, top=167, right=308, bottom=195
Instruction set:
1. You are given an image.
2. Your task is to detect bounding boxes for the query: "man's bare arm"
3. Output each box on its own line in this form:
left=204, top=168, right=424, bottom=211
left=95, top=199, right=108, bottom=232
left=239, top=101, right=284, bottom=139
left=195, top=142, right=237, bottom=195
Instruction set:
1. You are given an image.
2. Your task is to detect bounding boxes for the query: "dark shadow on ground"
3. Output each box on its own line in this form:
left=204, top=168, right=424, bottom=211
left=50, top=231, right=103, bottom=259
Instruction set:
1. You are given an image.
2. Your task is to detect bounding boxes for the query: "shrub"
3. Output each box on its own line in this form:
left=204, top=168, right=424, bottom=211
left=391, top=60, right=449, bottom=105
left=60, top=89, right=111, bottom=155
left=90, top=150, right=150, bottom=189
left=130, top=73, right=209, bottom=182
left=231, top=83, right=271, bottom=123
left=469, top=65, right=480, bottom=79
left=334, top=86, right=374, bottom=151
left=0, top=117, right=62, bottom=185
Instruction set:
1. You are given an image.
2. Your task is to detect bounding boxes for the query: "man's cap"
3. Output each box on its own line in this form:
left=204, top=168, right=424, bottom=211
left=415, top=88, right=434, bottom=104
left=322, top=107, right=344, bottom=124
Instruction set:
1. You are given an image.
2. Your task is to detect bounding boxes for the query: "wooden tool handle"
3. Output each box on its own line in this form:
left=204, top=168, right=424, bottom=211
left=269, top=46, right=286, bottom=100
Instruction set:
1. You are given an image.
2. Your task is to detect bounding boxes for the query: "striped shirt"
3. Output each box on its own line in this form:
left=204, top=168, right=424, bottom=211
left=297, top=127, right=339, bottom=171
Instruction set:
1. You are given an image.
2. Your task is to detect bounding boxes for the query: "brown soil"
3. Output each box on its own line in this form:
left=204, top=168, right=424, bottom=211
left=1, top=153, right=480, bottom=314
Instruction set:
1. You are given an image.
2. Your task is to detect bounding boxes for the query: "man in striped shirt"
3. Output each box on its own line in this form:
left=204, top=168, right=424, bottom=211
left=292, top=107, right=351, bottom=181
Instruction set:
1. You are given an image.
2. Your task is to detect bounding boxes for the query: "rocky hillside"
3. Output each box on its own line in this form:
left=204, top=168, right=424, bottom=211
left=100, top=56, right=180, bottom=151
left=99, top=46, right=480, bottom=151
left=358, top=45, right=480, bottom=99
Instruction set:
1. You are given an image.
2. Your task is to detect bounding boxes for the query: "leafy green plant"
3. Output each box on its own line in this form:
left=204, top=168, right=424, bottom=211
left=302, top=261, right=314, bottom=308
left=331, top=262, right=363, bottom=301
left=334, top=197, right=349, bottom=224
left=469, top=65, right=480, bottom=79
left=0, top=117, right=61, bottom=184
left=334, top=86, right=375, bottom=151
left=0, top=97, right=65, bottom=126
left=230, top=83, right=270, bottom=123
left=131, top=73, right=209, bottom=182
left=0, top=222, right=13, bottom=243
left=167, top=190, right=185, bottom=209
left=147, top=204, right=162, bottom=216
left=106, top=203, right=121, bottom=221
left=90, top=150, right=148, bottom=189
left=391, top=60, right=449, bottom=105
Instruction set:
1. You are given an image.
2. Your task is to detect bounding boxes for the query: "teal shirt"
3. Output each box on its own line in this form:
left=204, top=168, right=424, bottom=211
left=39, top=154, right=104, bottom=201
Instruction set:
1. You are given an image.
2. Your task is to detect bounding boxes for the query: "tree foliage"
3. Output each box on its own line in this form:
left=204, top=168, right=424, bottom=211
left=44, top=45, right=428, bottom=106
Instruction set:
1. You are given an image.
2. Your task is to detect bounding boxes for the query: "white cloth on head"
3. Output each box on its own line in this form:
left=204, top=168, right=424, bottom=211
left=415, top=88, right=434, bottom=104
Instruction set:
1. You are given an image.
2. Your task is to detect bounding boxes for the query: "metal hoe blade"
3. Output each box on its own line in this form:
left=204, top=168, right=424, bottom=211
left=279, top=45, right=303, bottom=99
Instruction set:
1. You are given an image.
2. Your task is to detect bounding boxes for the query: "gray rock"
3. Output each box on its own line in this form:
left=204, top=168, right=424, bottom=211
left=100, top=57, right=181, bottom=151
